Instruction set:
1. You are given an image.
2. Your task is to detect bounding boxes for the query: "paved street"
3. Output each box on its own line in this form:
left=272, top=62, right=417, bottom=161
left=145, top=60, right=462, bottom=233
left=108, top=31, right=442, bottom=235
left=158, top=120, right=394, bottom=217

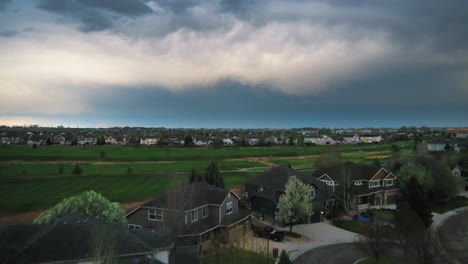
left=293, top=243, right=368, bottom=264
left=438, top=209, right=468, bottom=264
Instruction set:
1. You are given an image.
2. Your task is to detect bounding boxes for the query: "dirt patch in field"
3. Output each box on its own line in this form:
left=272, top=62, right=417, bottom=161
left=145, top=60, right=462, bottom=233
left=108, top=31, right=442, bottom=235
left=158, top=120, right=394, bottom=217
left=0, top=211, right=41, bottom=226
left=364, top=155, right=390, bottom=159
left=232, top=155, right=323, bottom=167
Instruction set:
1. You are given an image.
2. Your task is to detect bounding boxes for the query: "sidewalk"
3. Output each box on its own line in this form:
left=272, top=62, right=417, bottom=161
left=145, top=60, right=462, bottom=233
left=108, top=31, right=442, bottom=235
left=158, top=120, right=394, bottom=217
left=432, top=205, right=468, bottom=229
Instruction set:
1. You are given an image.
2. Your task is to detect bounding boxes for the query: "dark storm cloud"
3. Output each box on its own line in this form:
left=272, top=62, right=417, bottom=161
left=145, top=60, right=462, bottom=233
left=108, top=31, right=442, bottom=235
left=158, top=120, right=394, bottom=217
left=0, top=30, right=17, bottom=37
left=36, top=0, right=153, bottom=32
left=0, top=0, right=13, bottom=11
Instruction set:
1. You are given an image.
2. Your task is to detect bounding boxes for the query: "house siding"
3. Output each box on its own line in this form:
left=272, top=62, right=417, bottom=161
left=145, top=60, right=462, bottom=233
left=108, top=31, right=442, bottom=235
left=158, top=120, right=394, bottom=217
left=220, top=193, right=238, bottom=219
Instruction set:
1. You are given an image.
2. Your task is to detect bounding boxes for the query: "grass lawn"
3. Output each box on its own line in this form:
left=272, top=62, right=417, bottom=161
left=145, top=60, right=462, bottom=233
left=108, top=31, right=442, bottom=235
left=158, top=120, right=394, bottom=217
left=283, top=231, right=301, bottom=238
left=359, top=256, right=416, bottom=264
left=0, top=170, right=261, bottom=216
left=430, top=197, right=468, bottom=214
left=334, top=219, right=370, bottom=235
left=0, top=142, right=413, bottom=217
left=0, top=142, right=412, bottom=162
left=201, top=248, right=276, bottom=264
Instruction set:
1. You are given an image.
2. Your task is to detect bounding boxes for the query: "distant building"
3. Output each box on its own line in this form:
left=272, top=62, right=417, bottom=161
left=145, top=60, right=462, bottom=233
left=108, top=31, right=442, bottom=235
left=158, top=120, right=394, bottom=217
left=141, top=137, right=158, bottom=145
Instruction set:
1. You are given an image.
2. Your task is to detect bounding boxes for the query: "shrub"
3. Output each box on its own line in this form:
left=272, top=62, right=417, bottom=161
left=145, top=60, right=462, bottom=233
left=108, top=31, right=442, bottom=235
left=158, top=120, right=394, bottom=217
left=34, top=190, right=126, bottom=224
left=72, top=164, right=82, bottom=175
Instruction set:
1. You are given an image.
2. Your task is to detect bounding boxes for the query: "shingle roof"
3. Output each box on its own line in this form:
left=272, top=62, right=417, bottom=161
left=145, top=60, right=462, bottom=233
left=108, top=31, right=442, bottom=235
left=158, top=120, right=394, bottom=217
left=0, top=217, right=172, bottom=264
left=246, top=165, right=332, bottom=203
left=143, top=183, right=231, bottom=211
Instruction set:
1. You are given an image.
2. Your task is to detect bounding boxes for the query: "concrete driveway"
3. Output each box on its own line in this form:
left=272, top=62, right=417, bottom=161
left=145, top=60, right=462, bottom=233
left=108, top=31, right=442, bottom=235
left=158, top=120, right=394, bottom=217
left=278, top=222, right=362, bottom=259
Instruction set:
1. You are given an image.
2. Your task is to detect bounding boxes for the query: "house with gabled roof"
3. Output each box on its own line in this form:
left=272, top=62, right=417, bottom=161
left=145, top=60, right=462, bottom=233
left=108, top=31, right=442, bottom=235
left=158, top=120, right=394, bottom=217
left=245, top=166, right=337, bottom=222
left=126, top=183, right=252, bottom=245
left=312, top=162, right=399, bottom=211
left=0, top=215, right=181, bottom=264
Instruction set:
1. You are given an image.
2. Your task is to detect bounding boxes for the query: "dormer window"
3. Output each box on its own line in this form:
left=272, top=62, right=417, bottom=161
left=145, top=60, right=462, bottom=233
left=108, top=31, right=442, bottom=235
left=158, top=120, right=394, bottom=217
left=258, top=186, right=264, bottom=192
left=384, top=179, right=393, bottom=186
left=355, top=181, right=363, bottom=186
left=369, top=180, right=381, bottom=188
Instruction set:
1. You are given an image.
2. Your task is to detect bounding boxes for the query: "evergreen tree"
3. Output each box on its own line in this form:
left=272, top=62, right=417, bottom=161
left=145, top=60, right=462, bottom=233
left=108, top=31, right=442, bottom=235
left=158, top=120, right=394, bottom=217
left=278, top=250, right=292, bottom=264
left=72, top=164, right=83, bottom=175
left=205, top=160, right=224, bottom=188
left=46, top=137, right=53, bottom=145
left=372, top=158, right=381, bottom=167
left=188, top=168, right=203, bottom=184
left=184, top=135, right=193, bottom=147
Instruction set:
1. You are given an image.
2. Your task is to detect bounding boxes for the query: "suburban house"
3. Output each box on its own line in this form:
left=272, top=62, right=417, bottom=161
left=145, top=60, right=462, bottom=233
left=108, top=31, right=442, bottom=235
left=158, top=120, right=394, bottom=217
left=312, top=162, right=399, bottom=211
left=445, top=128, right=468, bottom=138
left=304, top=135, right=336, bottom=145
left=451, top=164, right=467, bottom=191
left=105, top=136, right=117, bottom=144
left=359, top=135, right=382, bottom=144
left=0, top=215, right=179, bottom=264
left=426, top=140, right=450, bottom=152
left=248, top=137, right=261, bottom=146
left=343, top=135, right=360, bottom=144
left=222, top=138, right=234, bottom=146
left=26, top=134, right=46, bottom=145
left=193, top=136, right=212, bottom=146
left=141, top=137, right=159, bottom=145
left=0, top=132, right=24, bottom=144
left=77, top=137, right=97, bottom=145
left=126, top=183, right=252, bottom=245
left=245, top=166, right=337, bottom=223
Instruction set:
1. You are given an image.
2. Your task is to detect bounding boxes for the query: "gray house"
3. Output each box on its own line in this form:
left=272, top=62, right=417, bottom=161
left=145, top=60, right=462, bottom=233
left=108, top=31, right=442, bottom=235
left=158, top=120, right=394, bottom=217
left=245, top=166, right=337, bottom=223
left=126, top=183, right=252, bottom=244
left=312, top=162, right=399, bottom=211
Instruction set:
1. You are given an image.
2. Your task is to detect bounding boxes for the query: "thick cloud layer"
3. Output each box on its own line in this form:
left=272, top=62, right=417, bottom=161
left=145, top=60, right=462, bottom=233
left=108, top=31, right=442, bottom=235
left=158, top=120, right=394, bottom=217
left=0, top=0, right=467, bottom=127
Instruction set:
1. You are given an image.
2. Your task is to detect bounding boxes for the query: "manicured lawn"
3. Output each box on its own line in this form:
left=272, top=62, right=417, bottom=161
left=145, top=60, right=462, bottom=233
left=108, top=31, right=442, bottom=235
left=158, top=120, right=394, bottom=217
left=0, top=160, right=267, bottom=177
left=0, top=170, right=262, bottom=216
left=201, top=248, right=275, bottom=264
left=430, top=197, right=468, bottom=214
left=360, top=256, right=416, bottom=264
left=283, top=231, right=301, bottom=238
left=334, top=219, right=370, bottom=235
left=0, top=142, right=413, bottom=217
left=0, top=142, right=412, bottom=162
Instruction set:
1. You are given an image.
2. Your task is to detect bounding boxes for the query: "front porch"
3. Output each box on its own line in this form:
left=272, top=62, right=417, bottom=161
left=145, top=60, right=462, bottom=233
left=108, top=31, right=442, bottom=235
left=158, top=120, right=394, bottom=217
left=351, top=191, right=398, bottom=212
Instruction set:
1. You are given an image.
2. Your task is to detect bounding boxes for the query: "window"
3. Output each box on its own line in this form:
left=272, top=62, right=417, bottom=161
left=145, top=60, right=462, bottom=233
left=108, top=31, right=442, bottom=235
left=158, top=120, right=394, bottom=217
left=258, top=186, right=264, bottom=192
left=384, top=179, right=393, bottom=186
left=309, top=186, right=316, bottom=200
left=148, top=208, right=163, bottom=221
left=226, top=202, right=233, bottom=215
left=369, top=180, right=381, bottom=188
left=202, top=206, right=209, bottom=218
left=355, top=181, right=363, bottom=186
left=322, top=180, right=334, bottom=186
left=128, top=224, right=142, bottom=231
left=191, top=210, right=198, bottom=222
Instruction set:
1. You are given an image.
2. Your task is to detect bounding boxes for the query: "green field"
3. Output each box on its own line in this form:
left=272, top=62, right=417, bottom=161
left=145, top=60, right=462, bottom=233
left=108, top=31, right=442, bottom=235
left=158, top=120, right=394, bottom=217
left=0, top=142, right=413, bottom=217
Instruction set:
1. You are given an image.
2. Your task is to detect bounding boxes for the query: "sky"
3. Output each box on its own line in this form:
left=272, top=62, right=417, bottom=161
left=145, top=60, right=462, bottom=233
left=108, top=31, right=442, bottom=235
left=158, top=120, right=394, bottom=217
left=0, top=0, right=467, bottom=128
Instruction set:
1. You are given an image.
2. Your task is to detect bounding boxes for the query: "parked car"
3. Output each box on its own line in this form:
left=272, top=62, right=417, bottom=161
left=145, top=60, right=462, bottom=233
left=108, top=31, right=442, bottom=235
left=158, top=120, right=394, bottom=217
left=253, top=225, right=285, bottom=242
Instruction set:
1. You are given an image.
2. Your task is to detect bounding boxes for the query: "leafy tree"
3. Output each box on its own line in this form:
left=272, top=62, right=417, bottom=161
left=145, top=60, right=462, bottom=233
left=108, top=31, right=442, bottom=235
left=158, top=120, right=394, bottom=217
left=72, top=164, right=83, bottom=175
left=184, top=135, right=193, bottom=147
left=212, top=137, right=223, bottom=149
left=34, top=190, right=126, bottom=224
left=32, top=143, right=37, bottom=149
left=398, top=175, right=433, bottom=228
left=58, top=164, right=64, bottom=175
left=275, top=176, right=313, bottom=232
left=372, top=158, right=381, bottom=168
left=278, top=249, right=292, bottom=264
left=391, top=144, right=400, bottom=154
left=205, top=160, right=224, bottom=188
left=397, top=163, right=433, bottom=191
left=188, top=168, right=203, bottom=184
left=288, top=137, right=294, bottom=146
left=413, top=137, right=423, bottom=152
left=96, top=135, right=106, bottom=145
